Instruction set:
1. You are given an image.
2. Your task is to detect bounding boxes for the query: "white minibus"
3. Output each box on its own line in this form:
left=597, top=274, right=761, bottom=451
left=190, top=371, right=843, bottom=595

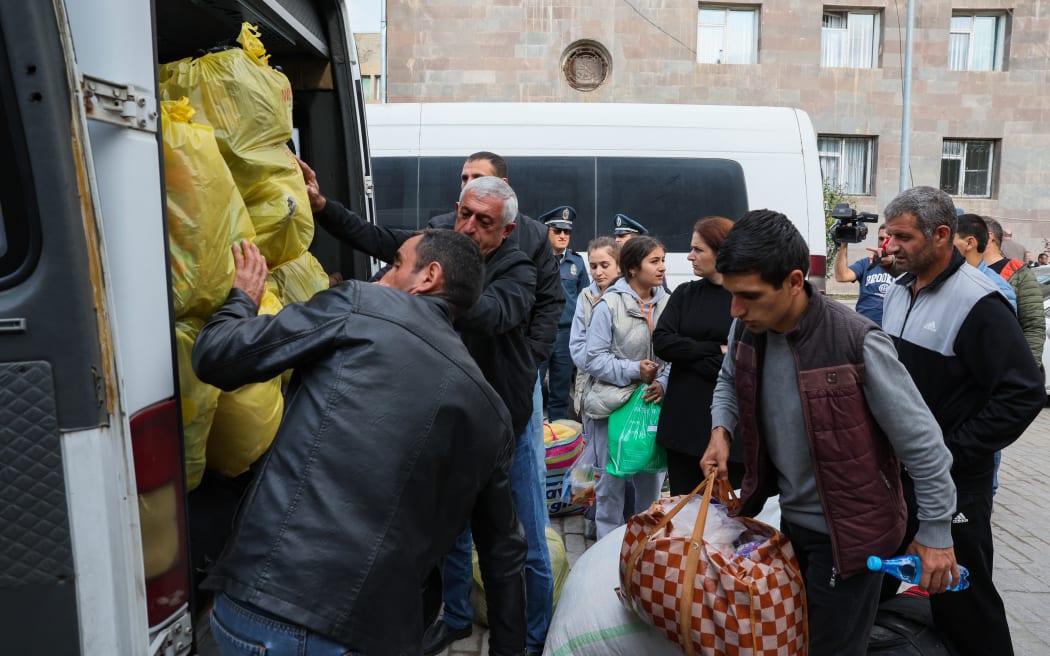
left=366, top=102, right=827, bottom=290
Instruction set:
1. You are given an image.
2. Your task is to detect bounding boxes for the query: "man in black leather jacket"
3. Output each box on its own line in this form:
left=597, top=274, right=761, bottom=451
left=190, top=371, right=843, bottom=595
left=193, top=232, right=527, bottom=656
left=298, top=158, right=551, bottom=654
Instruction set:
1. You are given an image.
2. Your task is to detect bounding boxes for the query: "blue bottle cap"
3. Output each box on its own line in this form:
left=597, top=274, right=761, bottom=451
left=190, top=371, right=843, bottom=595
left=867, top=556, right=883, bottom=571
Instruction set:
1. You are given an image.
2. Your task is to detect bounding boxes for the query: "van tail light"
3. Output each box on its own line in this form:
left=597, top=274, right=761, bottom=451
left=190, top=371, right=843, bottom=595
left=130, top=400, right=191, bottom=628
left=809, top=255, right=827, bottom=294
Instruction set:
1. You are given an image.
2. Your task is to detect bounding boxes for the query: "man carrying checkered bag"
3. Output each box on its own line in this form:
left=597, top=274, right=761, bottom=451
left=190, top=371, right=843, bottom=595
left=700, top=210, right=960, bottom=655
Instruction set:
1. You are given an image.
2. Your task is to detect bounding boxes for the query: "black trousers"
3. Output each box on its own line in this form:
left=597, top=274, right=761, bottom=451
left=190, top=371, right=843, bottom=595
left=664, top=447, right=744, bottom=496
left=781, top=520, right=883, bottom=656
left=893, top=470, right=1013, bottom=656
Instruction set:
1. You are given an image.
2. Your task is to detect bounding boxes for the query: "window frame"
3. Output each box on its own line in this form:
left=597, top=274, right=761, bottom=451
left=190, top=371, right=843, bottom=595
left=940, top=138, right=997, bottom=198
left=696, top=4, right=759, bottom=65
left=817, top=135, right=876, bottom=196
left=948, top=12, right=1007, bottom=72
left=820, top=9, right=881, bottom=69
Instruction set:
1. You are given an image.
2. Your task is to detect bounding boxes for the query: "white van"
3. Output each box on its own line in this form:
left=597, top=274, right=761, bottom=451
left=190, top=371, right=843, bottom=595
left=0, top=1, right=370, bottom=653
left=366, top=102, right=827, bottom=290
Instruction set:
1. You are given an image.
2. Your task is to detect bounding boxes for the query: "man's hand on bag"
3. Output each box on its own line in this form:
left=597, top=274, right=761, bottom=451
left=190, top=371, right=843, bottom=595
left=906, top=541, right=958, bottom=594
left=642, top=380, right=664, bottom=403
left=231, top=239, right=267, bottom=306
left=701, top=427, right=731, bottom=481
left=639, top=359, right=659, bottom=383
left=295, top=156, right=327, bottom=213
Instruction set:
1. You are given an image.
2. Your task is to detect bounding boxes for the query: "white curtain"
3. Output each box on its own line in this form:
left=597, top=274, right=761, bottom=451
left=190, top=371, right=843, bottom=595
left=847, top=13, right=876, bottom=68
left=971, top=16, right=998, bottom=71
left=821, top=13, right=846, bottom=67
left=819, top=137, right=871, bottom=194
left=697, top=9, right=726, bottom=63
left=726, top=10, right=756, bottom=64
left=948, top=16, right=971, bottom=71
left=841, top=139, right=870, bottom=194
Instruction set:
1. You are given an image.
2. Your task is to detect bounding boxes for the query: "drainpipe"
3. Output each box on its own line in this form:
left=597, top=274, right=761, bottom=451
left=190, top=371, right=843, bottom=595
left=899, top=0, right=914, bottom=192
left=380, top=0, right=387, bottom=102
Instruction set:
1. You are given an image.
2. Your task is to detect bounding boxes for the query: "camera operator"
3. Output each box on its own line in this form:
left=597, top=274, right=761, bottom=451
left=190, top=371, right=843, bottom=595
left=833, top=223, right=900, bottom=326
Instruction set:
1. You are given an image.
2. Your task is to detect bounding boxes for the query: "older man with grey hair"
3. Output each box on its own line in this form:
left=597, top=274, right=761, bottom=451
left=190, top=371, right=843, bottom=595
left=881, top=186, right=1044, bottom=656
left=299, top=160, right=551, bottom=655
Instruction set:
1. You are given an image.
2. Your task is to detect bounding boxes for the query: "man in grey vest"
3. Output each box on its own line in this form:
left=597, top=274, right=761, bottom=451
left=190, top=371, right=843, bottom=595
left=882, top=186, right=1044, bottom=656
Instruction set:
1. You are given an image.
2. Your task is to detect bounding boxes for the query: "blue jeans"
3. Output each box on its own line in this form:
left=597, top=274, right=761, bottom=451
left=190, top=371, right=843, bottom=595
left=210, top=593, right=359, bottom=656
left=442, top=376, right=553, bottom=651
left=539, top=329, right=573, bottom=420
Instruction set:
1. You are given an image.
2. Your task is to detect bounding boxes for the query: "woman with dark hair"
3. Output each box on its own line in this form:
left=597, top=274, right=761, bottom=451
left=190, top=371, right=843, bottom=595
left=581, top=236, right=669, bottom=538
left=653, top=217, right=743, bottom=494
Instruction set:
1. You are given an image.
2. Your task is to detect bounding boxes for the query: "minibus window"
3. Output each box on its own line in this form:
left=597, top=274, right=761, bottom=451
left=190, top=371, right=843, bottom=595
left=596, top=157, right=748, bottom=251
left=0, top=45, right=36, bottom=287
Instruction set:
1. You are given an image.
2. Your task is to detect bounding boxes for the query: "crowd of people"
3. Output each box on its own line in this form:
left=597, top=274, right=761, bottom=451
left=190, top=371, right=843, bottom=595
left=191, top=146, right=1045, bottom=656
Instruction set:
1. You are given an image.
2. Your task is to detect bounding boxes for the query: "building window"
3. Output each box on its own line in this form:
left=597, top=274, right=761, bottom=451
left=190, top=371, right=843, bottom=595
left=821, top=10, right=880, bottom=68
left=697, top=5, right=758, bottom=65
left=940, top=139, right=996, bottom=197
left=818, top=136, right=875, bottom=195
left=949, top=14, right=1006, bottom=71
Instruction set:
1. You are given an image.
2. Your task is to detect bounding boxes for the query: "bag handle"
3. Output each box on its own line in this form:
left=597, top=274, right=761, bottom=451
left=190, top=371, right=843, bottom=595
left=624, top=473, right=736, bottom=656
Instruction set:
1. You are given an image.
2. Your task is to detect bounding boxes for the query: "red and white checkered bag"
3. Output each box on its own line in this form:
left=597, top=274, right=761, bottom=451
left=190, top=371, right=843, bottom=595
left=619, top=474, right=808, bottom=656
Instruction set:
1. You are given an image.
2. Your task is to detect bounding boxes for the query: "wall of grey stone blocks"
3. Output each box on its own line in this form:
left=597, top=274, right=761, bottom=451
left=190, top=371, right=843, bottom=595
left=384, top=0, right=1050, bottom=248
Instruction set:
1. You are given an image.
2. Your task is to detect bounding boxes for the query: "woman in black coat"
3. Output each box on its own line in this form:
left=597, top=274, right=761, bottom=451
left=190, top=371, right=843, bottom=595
left=653, top=216, right=744, bottom=494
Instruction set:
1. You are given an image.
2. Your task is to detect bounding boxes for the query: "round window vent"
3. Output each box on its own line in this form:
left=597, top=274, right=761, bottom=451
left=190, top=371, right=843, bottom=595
left=562, top=40, right=611, bottom=92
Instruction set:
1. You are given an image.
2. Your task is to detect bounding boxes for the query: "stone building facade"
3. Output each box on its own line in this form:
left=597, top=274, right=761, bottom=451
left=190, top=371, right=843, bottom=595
left=382, top=0, right=1050, bottom=250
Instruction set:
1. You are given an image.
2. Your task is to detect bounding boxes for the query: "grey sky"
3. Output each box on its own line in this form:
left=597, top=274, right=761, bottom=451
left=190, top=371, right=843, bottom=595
left=348, top=0, right=381, bottom=32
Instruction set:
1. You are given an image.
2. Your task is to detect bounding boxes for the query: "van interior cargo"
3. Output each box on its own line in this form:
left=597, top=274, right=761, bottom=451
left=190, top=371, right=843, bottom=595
left=156, top=0, right=371, bottom=281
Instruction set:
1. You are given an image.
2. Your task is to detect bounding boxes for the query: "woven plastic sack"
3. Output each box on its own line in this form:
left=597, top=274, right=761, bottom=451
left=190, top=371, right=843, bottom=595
left=471, top=525, right=569, bottom=626
left=204, top=289, right=285, bottom=477
left=606, top=386, right=666, bottom=477
left=162, top=98, right=254, bottom=320
left=159, top=23, right=312, bottom=267
left=268, top=249, right=330, bottom=306
left=543, top=420, right=587, bottom=516
left=175, top=318, right=221, bottom=491
left=619, top=476, right=807, bottom=656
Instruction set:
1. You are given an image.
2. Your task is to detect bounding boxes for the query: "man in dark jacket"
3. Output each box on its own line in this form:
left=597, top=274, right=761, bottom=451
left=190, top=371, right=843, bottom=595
left=882, top=186, right=1045, bottom=656
left=424, top=152, right=560, bottom=654
left=702, top=209, right=958, bottom=656
left=193, top=232, right=527, bottom=656
left=298, top=159, right=552, bottom=654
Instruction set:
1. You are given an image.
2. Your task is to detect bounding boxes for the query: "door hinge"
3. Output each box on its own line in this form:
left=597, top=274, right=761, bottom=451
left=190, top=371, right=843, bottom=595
left=80, top=74, right=157, bottom=133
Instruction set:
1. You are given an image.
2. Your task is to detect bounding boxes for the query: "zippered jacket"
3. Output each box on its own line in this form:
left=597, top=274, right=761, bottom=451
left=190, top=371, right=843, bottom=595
left=884, top=250, right=1045, bottom=490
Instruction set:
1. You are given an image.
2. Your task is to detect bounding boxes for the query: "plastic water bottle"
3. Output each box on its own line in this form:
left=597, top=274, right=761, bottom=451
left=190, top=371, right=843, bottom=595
left=867, top=554, right=970, bottom=591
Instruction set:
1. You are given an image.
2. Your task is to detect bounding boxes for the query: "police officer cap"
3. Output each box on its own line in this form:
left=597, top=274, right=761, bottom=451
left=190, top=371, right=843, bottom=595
left=613, top=213, right=649, bottom=236
left=539, top=205, right=577, bottom=230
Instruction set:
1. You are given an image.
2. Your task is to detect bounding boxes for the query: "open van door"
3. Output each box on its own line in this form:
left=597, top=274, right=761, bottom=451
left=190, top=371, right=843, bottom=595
left=2, top=1, right=373, bottom=653
left=0, top=1, right=178, bottom=654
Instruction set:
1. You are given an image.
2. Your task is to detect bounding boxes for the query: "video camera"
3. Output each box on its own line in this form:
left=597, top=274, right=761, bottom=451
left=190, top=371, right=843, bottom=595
left=829, top=203, right=879, bottom=245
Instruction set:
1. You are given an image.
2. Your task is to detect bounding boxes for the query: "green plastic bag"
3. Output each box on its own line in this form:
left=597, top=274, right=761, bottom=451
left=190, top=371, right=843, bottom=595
left=606, top=385, right=666, bottom=477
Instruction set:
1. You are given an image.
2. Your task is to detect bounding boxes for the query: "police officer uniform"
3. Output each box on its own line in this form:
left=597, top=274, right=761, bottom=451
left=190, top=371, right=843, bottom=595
left=612, top=213, right=649, bottom=238
left=538, top=205, right=589, bottom=420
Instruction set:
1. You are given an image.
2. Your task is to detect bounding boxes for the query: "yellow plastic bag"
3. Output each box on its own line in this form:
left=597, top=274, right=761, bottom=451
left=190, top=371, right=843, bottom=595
left=470, top=526, right=569, bottom=626
left=159, top=23, right=313, bottom=267
left=162, top=98, right=255, bottom=320
left=175, top=318, right=221, bottom=491
left=204, top=290, right=285, bottom=478
left=268, top=250, right=330, bottom=307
